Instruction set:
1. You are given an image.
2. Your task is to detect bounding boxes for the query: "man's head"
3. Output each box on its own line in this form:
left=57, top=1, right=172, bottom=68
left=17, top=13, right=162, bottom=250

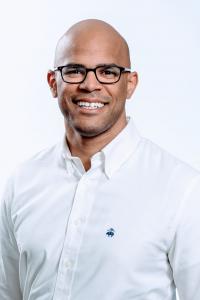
left=47, top=19, right=138, bottom=138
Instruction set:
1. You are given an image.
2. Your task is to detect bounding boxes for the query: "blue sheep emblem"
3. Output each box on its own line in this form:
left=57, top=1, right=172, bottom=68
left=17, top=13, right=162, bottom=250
left=106, top=228, right=115, bottom=237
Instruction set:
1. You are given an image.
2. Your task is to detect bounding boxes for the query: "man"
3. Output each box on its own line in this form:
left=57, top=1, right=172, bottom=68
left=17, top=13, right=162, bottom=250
left=0, top=19, right=200, bottom=300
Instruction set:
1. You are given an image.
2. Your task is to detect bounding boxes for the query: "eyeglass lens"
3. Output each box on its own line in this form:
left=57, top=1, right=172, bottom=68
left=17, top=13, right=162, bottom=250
left=61, top=65, right=121, bottom=83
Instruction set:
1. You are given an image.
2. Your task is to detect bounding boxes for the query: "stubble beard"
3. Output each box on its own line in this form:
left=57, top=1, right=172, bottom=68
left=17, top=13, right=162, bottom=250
left=67, top=116, right=113, bottom=138
left=65, top=107, right=126, bottom=139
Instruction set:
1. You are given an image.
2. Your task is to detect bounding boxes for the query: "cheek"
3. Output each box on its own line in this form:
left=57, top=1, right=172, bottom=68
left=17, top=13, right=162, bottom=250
left=118, top=78, right=129, bottom=99
left=56, top=79, right=75, bottom=99
left=57, top=86, right=74, bottom=109
left=57, top=89, right=71, bottom=115
left=107, top=81, right=128, bottom=104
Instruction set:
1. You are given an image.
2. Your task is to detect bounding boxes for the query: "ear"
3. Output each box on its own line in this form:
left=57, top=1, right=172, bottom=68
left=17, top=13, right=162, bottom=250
left=126, top=71, right=138, bottom=99
left=47, top=70, right=58, bottom=98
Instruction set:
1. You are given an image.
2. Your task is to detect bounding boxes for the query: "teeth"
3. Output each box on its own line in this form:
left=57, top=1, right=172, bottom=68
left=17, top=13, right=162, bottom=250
left=77, top=101, right=105, bottom=109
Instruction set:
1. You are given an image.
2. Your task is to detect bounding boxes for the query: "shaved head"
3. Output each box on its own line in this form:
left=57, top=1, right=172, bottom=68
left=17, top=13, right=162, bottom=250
left=54, top=19, right=131, bottom=68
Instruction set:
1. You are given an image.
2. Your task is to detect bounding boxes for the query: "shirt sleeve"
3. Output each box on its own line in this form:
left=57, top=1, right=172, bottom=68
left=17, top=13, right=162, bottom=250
left=168, top=175, right=200, bottom=299
left=0, top=178, right=22, bottom=300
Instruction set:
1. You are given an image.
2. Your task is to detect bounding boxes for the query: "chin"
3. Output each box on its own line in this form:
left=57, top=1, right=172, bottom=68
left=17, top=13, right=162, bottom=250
left=74, top=123, right=110, bottom=138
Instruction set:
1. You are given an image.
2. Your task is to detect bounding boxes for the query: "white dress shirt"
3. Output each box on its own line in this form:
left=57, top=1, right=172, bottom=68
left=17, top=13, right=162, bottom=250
left=1, top=118, right=200, bottom=300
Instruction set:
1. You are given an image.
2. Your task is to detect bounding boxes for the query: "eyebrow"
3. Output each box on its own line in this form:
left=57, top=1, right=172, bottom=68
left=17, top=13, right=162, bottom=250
left=64, top=63, right=85, bottom=68
left=60, top=63, right=119, bottom=68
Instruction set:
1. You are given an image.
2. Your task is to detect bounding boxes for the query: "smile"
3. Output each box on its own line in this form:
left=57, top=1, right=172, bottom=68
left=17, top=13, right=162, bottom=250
left=76, top=101, right=105, bottom=109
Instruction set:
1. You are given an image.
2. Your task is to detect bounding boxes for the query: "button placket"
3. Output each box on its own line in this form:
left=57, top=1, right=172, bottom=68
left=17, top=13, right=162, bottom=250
left=53, top=175, right=94, bottom=300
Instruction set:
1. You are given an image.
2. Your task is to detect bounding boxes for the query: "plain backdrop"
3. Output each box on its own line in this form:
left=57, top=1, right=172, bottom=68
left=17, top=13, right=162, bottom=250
left=0, top=1, right=200, bottom=297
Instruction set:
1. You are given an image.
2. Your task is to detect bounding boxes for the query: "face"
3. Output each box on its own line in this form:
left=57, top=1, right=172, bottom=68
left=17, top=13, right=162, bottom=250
left=48, top=29, right=138, bottom=138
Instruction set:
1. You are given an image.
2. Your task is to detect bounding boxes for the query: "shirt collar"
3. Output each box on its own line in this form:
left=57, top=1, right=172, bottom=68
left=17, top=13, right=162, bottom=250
left=61, top=134, right=105, bottom=176
left=101, top=117, right=141, bottom=178
left=60, top=117, right=141, bottom=178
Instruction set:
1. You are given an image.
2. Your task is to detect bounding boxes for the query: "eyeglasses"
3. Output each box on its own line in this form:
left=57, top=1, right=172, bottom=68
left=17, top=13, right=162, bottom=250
left=54, top=64, right=131, bottom=84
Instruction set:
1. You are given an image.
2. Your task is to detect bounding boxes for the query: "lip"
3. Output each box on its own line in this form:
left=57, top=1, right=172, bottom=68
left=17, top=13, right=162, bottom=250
left=73, top=99, right=107, bottom=114
left=72, top=97, right=109, bottom=104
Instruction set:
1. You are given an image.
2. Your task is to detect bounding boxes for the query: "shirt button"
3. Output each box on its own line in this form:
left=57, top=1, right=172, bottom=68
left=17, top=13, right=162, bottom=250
left=74, top=217, right=86, bottom=226
left=64, top=260, right=72, bottom=269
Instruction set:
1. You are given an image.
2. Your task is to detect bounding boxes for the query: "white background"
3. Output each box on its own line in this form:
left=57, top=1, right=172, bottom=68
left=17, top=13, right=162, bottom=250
left=0, top=1, right=199, bottom=297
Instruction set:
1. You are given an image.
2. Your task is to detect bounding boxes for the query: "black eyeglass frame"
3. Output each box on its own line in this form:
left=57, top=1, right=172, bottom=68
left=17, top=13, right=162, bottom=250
left=54, top=64, right=132, bottom=84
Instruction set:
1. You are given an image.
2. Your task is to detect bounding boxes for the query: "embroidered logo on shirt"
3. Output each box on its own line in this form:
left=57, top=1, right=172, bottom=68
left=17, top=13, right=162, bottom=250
left=106, top=228, right=115, bottom=237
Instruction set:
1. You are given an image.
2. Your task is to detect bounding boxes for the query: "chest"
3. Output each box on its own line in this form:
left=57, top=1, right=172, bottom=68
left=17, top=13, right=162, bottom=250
left=12, top=173, right=173, bottom=269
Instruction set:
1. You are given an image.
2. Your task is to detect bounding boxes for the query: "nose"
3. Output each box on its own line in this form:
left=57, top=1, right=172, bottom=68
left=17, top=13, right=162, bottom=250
left=78, top=70, right=102, bottom=91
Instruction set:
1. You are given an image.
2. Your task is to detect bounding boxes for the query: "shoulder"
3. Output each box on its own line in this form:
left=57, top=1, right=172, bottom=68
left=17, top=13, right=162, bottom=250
left=136, top=137, right=200, bottom=197
left=137, top=137, right=200, bottom=230
left=139, top=136, right=199, bottom=176
left=3, top=141, right=63, bottom=197
left=16, top=141, right=60, bottom=173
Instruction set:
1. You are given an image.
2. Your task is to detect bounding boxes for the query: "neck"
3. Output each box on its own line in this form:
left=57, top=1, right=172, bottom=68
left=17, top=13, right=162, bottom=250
left=65, top=117, right=127, bottom=171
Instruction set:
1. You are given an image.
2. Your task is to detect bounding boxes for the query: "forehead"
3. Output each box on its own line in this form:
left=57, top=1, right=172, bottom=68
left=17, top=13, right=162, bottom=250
left=55, top=32, right=128, bottom=67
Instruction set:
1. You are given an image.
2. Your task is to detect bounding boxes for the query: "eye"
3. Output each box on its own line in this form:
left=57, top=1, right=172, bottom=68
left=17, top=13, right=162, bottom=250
left=99, top=66, right=119, bottom=78
left=62, top=67, right=85, bottom=77
left=105, top=69, right=117, bottom=75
